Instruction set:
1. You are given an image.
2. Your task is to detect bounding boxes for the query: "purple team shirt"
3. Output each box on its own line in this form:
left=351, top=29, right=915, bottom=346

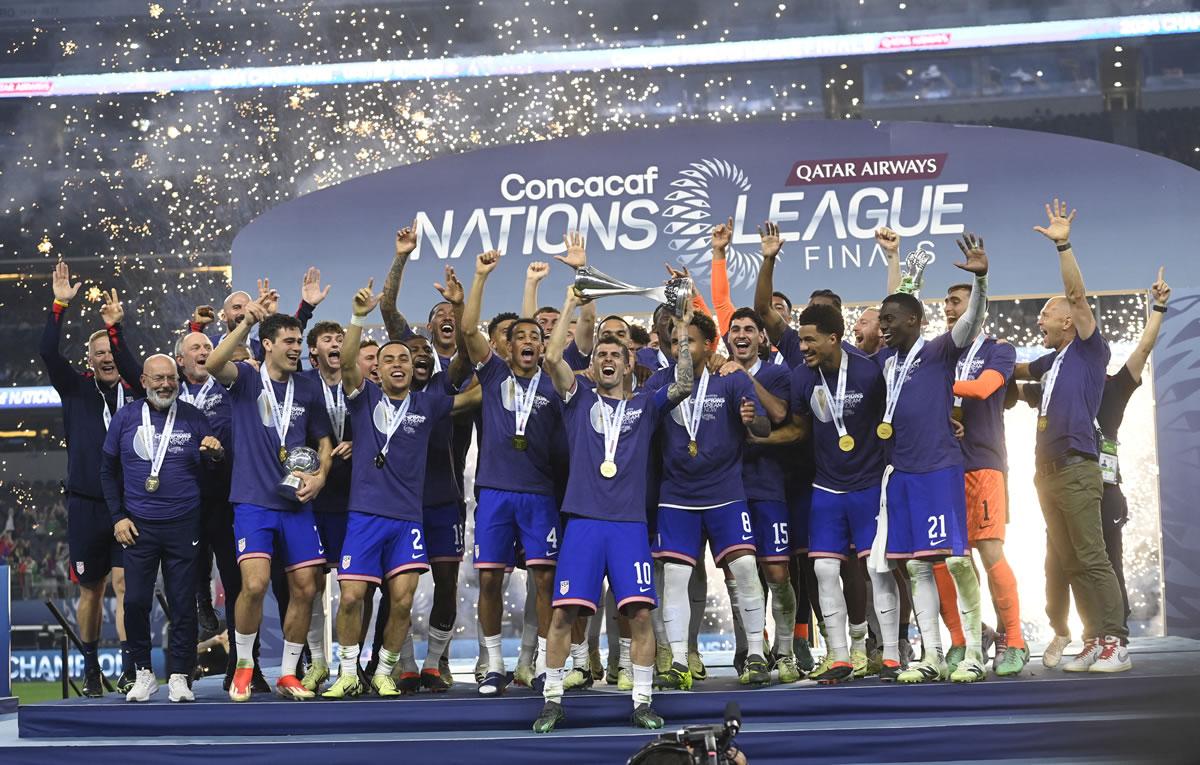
left=873, top=332, right=965, bottom=474
left=180, top=377, right=232, bottom=499
left=300, top=369, right=353, bottom=515
left=741, top=362, right=791, bottom=502
left=474, top=352, right=563, bottom=496
left=418, top=372, right=463, bottom=508
left=1028, top=328, right=1110, bottom=463
left=226, top=362, right=333, bottom=511
left=957, top=338, right=1015, bottom=473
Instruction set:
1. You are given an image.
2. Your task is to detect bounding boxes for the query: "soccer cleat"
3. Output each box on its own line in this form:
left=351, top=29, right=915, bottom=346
left=563, top=668, right=594, bottom=691
left=605, top=665, right=619, bottom=686
left=775, top=653, right=802, bottom=684
left=995, top=646, right=1030, bottom=677
left=276, top=674, right=316, bottom=700
left=125, top=668, right=158, bottom=702
left=950, top=658, right=986, bottom=683
left=478, top=671, right=509, bottom=696
left=514, top=663, right=536, bottom=688
left=250, top=664, right=271, bottom=694
left=739, top=654, right=771, bottom=686
left=115, top=668, right=137, bottom=695
left=654, top=662, right=693, bottom=691
left=82, top=668, right=105, bottom=698
left=945, top=644, right=966, bottom=670
left=810, top=660, right=854, bottom=685
left=1062, top=638, right=1102, bottom=673
left=229, top=665, right=254, bottom=702
left=617, top=667, right=634, bottom=691
left=300, top=662, right=329, bottom=693
left=655, top=643, right=672, bottom=674
left=533, top=700, right=566, bottom=733
left=794, top=636, right=815, bottom=672
left=421, top=668, right=453, bottom=693
left=321, top=672, right=364, bottom=699
left=197, top=597, right=221, bottom=642
left=866, top=648, right=883, bottom=677
left=809, top=651, right=835, bottom=681
left=897, top=657, right=949, bottom=684
left=1087, top=637, right=1131, bottom=674
left=850, top=648, right=870, bottom=679
left=732, top=650, right=747, bottom=676
left=688, top=651, right=708, bottom=681
left=397, top=671, right=421, bottom=695
left=168, top=673, right=195, bottom=702
left=631, top=703, right=665, bottom=730
left=371, top=674, right=403, bottom=697
left=879, top=659, right=902, bottom=683
left=439, top=655, right=454, bottom=686
left=1042, top=634, right=1072, bottom=669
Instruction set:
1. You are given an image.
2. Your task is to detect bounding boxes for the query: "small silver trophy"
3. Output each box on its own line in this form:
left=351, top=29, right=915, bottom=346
left=573, top=265, right=693, bottom=317
left=896, top=248, right=934, bottom=297
left=277, top=446, right=320, bottom=501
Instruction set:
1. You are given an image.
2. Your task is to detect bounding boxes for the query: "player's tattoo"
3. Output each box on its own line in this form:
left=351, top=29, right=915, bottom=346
left=666, top=330, right=693, bottom=405
left=380, top=252, right=411, bottom=341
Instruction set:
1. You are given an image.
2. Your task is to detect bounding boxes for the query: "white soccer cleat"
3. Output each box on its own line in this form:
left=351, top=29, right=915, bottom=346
left=1042, top=634, right=1071, bottom=668
left=168, top=673, right=195, bottom=702
left=125, top=668, right=159, bottom=702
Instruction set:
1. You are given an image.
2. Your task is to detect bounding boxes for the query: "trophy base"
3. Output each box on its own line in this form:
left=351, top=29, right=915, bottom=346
left=276, top=475, right=303, bottom=502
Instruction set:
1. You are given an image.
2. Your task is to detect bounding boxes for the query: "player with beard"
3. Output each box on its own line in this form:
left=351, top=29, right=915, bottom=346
left=40, top=265, right=142, bottom=696
left=100, top=354, right=225, bottom=702
left=532, top=286, right=695, bottom=734
left=189, top=267, right=328, bottom=359
left=463, top=249, right=565, bottom=696
left=723, top=307, right=802, bottom=683
left=207, top=299, right=334, bottom=701
left=853, top=309, right=883, bottom=355
left=875, top=233, right=990, bottom=684
left=646, top=309, right=771, bottom=689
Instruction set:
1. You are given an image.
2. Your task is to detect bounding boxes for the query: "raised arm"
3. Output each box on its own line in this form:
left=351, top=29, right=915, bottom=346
left=544, top=286, right=581, bottom=397
left=522, top=260, right=549, bottom=318
left=381, top=221, right=417, bottom=342
left=462, top=250, right=500, bottom=365
left=875, top=226, right=902, bottom=294
left=40, top=261, right=83, bottom=391
left=433, top=266, right=473, bottom=388
left=665, top=302, right=695, bottom=406
left=342, top=278, right=382, bottom=393
left=710, top=217, right=735, bottom=335
left=297, top=267, right=330, bottom=331
left=99, top=288, right=145, bottom=398
left=1125, top=268, right=1170, bottom=383
left=1034, top=199, right=1095, bottom=340
left=207, top=296, right=268, bottom=386
left=948, top=232, right=989, bottom=348
left=753, top=221, right=787, bottom=345
left=552, top=232, right=596, bottom=356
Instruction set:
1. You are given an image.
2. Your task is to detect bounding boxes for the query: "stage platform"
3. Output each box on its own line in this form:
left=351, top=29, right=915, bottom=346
left=2, top=637, right=1197, bottom=764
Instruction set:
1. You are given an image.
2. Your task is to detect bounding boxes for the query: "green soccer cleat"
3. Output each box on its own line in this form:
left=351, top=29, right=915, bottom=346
left=994, top=646, right=1030, bottom=678
left=850, top=648, right=870, bottom=679
left=950, top=658, right=987, bottom=683
left=514, top=663, right=536, bottom=688
left=655, top=643, right=673, bottom=674
left=320, top=672, right=363, bottom=700
left=866, top=648, right=883, bottom=677
left=809, top=651, right=835, bottom=680
left=897, top=658, right=949, bottom=684
left=775, top=653, right=803, bottom=684
left=301, top=662, right=329, bottom=693
left=739, top=654, right=771, bottom=686
left=654, top=662, right=693, bottom=691
left=794, top=636, right=815, bottom=673
left=563, top=668, right=593, bottom=690
left=632, top=703, right=664, bottom=730
left=945, top=644, right=966, bottom=670
left=371, top=673, right=403, bottom=698
left=115, top=668, right=136, bottom=695
left=616, top=667, right=634, bottom=691
left=688, top=651, right=708, bottom=681
left=532, top=701, right=565, bottom=734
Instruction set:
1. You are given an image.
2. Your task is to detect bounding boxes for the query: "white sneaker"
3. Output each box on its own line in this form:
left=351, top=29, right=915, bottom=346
left=1087, top=636, right=1132, bottom=673
left=1042, top=634, right=1071, bottom=668
left=168, top=673, right=195, bottom=702
left=1061, top=638, right=1102, bottom=672
left=125, top=668, right=159, bottom=702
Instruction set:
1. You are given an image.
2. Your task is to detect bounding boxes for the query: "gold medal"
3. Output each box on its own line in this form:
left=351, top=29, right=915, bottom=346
left=1037, top=415, right=1048, bottom=432
left=838, top=434, right=855, bottom=452
left=599, top=460, right=618, bottom=479
left=687, top=439, right=698, bottom=458
left=512, top=435, right=528, bottom=451
left=951, top=406, right=963, bottom=422
left=278, top=446, right=288, bottom=464
left=876, top=422, right=893, bottom=440
left=145, top=476, right=160, bottom=493
left=375, top=452, right=386, bottom=469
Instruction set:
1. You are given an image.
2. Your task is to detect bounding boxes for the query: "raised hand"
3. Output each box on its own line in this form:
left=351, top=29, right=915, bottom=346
left=476, top=249, right=501, bottom=275
left=1151, top=266, right=1171, bottom=306
left=52, top=261, right=82, bottom=302
left=99, top=288, right=124, bottom=327
left=243, top=298, right=269, bottom=327
left=953, top=232, right=988, bottom=276
left=875, top=226, right=900, bottom=255
left=1033, top=198, right=1076, bottom=244
left=712, top=217, right=733, bottom=252
left=301, top=267, right=331, bottom=307
left=395, top=219, right=419, bottom=259
left=434, top=265, right=465, bottom=306
left=257, top=278, right=279, bottom=315
left=191, top=305, right=216, bottom=327
left=665, top=263, right=690, bottom=281
left=758, top=221, right=782, bottom=259
left=526, top=261, right=550, bottom=284
left=352, top=278, right=383, bottom=317
left=554, top=232, right=586, bottom=270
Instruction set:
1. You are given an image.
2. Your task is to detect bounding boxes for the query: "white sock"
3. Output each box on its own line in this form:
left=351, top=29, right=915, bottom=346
left=234, top=631, right=256, bottom=668
left=907, top=559, right=944, bottom=662
left=869, top=566, right=901, bottom=663
left=536, top=636, right=548, bottom=676
left=375, top=647, right=399, bottom=678
left=399, top=632, right=419, bottom=674
left=281, top=640, right=304, bottom=678
left=543, top=664, right=565, bottom=703
left=619, top=637, right=632, bottom=671
left=570, top=642, right=588, bottom=672
left=814, top=558, right=850, bottom=662
left=726, top=579, right=747, bottom=655
left=307, top=596, right=327, bottom=667
left=632, top=663, right=653, bottom=707
left=662, top=562, right=692, bottom=666
left=650, top=561, right=668, bottom=645
left=423, top=628, right=452, bottom=671
left=518, top=574, right=539, bottom=668
left=850, top=621, right=868, bottom=654
left=485, top=634, right=504, bottom=675
left=729, top=555, right=766, bottom=658
left=767, top=580, right=796, bottom=655
left=340, top=643, right=360, bottom=678
left=688, top=563, right=706, bottom=651
left=476, top=630, right=487, bottom=671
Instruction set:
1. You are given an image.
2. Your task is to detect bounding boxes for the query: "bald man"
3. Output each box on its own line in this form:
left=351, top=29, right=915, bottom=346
left=189, top=267, right=329, bottom=360
left=852, top=309, right=882, bottom=355
left=101, top=355, right=225, bottom=702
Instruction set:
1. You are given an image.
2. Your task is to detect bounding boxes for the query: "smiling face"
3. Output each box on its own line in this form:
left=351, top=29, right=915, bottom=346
left=598, top=317, right=631, bottom=349
left=727, top=317, right=761, bottom=364
left=670, top=323, right=710, bottom=372
left=853, top=308, right=880, bottom=351
left=878, top=300, right=920, bottom=350
left=310, top=330, right=344, bottom=374
left=88, top=333, right=120, bottom=385
left=403, top=337, right=434, bottom=386
left=771, top=295, right=791, bottom=321
left=358, top=343, right=380, bottom=384
left=427, top=302, right=456, bottom=351
left=142, top=354, right=180, bottom=409
left=378, top=342, right=414, bottom=397
left=176, top=331, right=213, bottom=382
left=798, top=323, right=839, bottom=369
left=591, top=339, right=630, bottom=394
left=262, top=327, right=303, bottom=375
left=535, top=309, right=560, bottom=336
left=1038, top=296, right=1073, bottom=349
left=508, top=320, right=544, bottom=375
left=943, top=287, right=970, bottom=330
left=222, top=291, right=251, bottom=331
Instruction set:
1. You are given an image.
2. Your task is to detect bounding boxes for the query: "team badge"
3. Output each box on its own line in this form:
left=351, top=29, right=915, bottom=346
left=559, top=580, right=570, bottom=595
left=342, top=555, right=352, bottom=569
left=75, top=561, right=84, bottom=575
left=238, top=538, right=246, bottom=553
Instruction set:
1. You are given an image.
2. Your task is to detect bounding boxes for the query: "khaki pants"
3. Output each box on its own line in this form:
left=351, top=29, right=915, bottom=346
left=1034, top=459, right=1128, bottom=641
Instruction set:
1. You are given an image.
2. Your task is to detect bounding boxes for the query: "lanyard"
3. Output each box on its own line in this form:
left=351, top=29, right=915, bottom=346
left=656, top=349, right=670, bottom=370
left=882, top=338, right=925, bottom=426
left=179, top=377, right=215, bottom=411
left=511, top=369, right=543, bottom=437
left=1039, top=342, right=1073, bottom=420
left=98, top=380, right=125, bottom=431
left=141, top=401, right=177, bottom=482
left=598, top=392, right=628, bottom=470
left=432, top=353, right=444, bottom=376
left=818, top=350, right=850, bottom=440
left=260, top=364, right=294, bottom=452
left=379, top=393, right=412, bottom=459
left=953, top=333, right=987, bottom=408
left=773, top=350, right=784, bottom=366
left=680, top=368, right=711, bottom=446
left=320, top=380, right=346, bottom=441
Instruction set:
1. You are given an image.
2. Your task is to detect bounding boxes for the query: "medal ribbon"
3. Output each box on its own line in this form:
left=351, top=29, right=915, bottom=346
left=141, top=400, right=177, bottom=483
left=1038, top=341, right=1072, bottom=423
left=321, top=380, right=347, bottom=441
left=818, top=349, right=851, bottom=442
left=179, top=376, right=215, bottom=411
left=882, top=338, right=925, bottom=427
left=259, top=364, right=295, bottom=454
left=511, top=369, right=542, bottom=437
left=680, top=367, right=710, bottom=446
left=99, top=380, right=125, bottom=431
left=379, top=393, right=412, bottom=460
left=597, top=392, right=628, bottom=468
left=952, top=333, right=987, bottom=408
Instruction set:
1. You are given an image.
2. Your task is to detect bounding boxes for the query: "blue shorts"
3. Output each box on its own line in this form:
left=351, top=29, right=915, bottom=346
left=788, top=483, right=813, bottom=554
left=315, top=512, right=348, bottom=568
left=653, top=501, right=756, bottom=566
left=473, top=489, right=559, bottom=569
left=67, top=494, right=123, bottom=584
left=884, top=466, right=969, bottom=559
left=337, top=511, right=430, bottom=583
left=233, top=503, right=326, bottom=571
left=554, top=517, right=656, bottom=614
left=748, top=500, right=791, bottom=561
left=423, top=502, right=465, bottom=563
left=809, top=484, right=882, bottom=560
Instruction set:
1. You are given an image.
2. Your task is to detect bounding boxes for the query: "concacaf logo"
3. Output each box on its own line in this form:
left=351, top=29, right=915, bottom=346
left=662, top=158, right=758, bottom=289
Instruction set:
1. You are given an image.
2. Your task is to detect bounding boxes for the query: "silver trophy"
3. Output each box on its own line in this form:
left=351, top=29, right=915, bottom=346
left=573, top=265, right=693, bottom=317
left=277, top=446, right=320, bottom=501
left=896, top=248, right=934, bottom=297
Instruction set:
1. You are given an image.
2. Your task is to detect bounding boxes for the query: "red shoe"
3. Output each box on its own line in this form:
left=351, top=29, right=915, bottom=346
left=275, top=674, right=316, bottom=700
left=229, top=665, right=254, bottom=702
left=421, top=668, right=452, bottom=693
left=397, top=671, right=421, bottom=695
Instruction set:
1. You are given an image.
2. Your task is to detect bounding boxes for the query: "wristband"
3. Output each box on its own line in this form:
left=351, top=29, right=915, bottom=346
left=53, top=299, right=70, bottom=308
left=350, top=314, right=368, bottom=326
left=1055, top=242, right=1072, bottom=252
left=1152, top=304, right=1167, bottom=313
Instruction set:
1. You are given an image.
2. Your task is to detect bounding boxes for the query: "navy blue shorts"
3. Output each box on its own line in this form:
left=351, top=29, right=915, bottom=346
left=473, top=489, right=559, bottom=569
left=884, top=466, right=969, bottom=559
left=653, top=501, right=756, bottom=566
left=315, top=512, right=348, bottom=569
left=68, top=494, right=123, bottom=584
left=809, top=484, right=882, bottom=560
left=788, top=483, right=813, bottom=555
left=337, top=511, right=429, bottom=583
left=423, top=502, right=465, bottom=563
left=233, top=503, right=326, bottom=571
left=748, top=500, right=791, bottom=562
left=554, top=517, right=656, bottom=614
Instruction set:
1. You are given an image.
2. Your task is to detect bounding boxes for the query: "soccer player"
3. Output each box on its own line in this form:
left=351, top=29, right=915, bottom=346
left=100, top=354, right=224, bottom=702
left=532, top=286, right=695, bottom=733
left=875, top=233, right=990, bottom=684
left=40, top=264, right=140, bottom=696
left=1014, top=201, right=1129, bottom=673
left=320, top=281, right=480, bottom=698
left=647, top=307, right=771, bottom=689
left=206, top=296, right=334, bottom=701
left=462, top=249, right=564, bottom=695
left=358, top=339, right=381, bottom=385
left=853, top=309, right=883, bottom=355
left=789, top=304, right=904, bottom=683
left=189, top=267, right=328, bottom=358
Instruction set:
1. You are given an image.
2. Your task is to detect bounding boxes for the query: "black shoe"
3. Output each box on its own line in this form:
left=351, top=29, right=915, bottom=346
left=532, top=700, right=565, bottom=733
left=733, top=649, right=747, bottom=676
left=420, top=668, right=452, bottom=693
left=250, top=664, right=271, bottom=693
left=879, top=660, right=903, bottom=683
left=811, top=660, right=855, bottom=685
left=631, top=703, right=664, bottom=730
left=739, top=654, right=771, bottom=686
left=654, top=662, right=693, bottom=691
left=82, top=668, right=105, bottom=698
left=115, top=668, right=136, bottom=694
left=197, top=598, right=221, bottom=642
